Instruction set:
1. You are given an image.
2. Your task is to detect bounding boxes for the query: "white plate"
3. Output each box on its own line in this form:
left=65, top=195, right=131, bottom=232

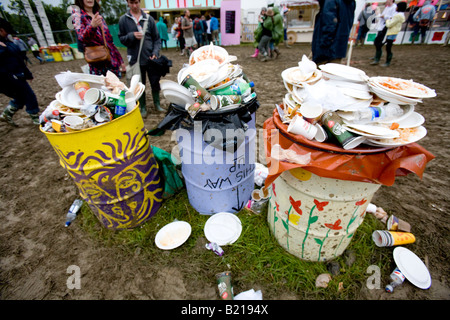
left=160, top=80, right=191, bottom=97
left=394, top=247, right=432, bottom=289
left=337, top=97, right=373, bottom=112
left=180, top=59, right=220, bottom=87
left=367, top=126, right=427, bottom=147
left=368, top=82, right=423, bottom=105
left=326, top=79, right=370, bottom=91
left=344, top=123, right=400, bottom=137
left=370, top=77, right=436, bottom=99
left=155, top=221, right=192, bottom=250
left=337, top=86, right=372, bottom=100
left=319, top=63, right=366, bottom=82
left=133, top=83, right=145, bottom=101
left=344, top=124, right=400, bottom=139
left=162, top=88, right=195, bottom=106
left=396, top=112, right=425, bottom=128
left=58, top=86, right=84, bottom=109
left=204, top=212, right=242, bottom=246
left=282, top=67, right=322, bottom=85
left=52, top=100, right=84, bottom=116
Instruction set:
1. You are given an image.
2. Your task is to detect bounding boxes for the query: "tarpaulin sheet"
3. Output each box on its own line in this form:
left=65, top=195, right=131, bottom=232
left=263, top=108, right=435, bottom=187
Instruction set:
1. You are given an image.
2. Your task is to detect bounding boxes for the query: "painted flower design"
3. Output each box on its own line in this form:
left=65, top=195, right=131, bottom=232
left=272, top=183, right=277, bottom=197
left=314, top=199, right=329, bottom=211
left=325, top=219, right=342, bottom=230
left=289, top=196, right=302, bottom=215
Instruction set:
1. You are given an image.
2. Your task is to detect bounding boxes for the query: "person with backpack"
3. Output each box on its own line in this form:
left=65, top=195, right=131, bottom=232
left=193, top=15, right=204, bottom=47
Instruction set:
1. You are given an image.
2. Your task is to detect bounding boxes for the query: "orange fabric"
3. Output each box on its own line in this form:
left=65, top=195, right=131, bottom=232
left=263, top=108, right=435, bottom=187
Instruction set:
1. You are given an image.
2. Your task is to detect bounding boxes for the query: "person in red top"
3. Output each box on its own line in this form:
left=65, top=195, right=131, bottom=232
left=72, top=0, right=124, bottom=77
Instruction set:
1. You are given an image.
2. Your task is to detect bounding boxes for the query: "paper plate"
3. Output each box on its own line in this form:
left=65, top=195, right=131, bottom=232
left=337, top=86, right=372, bottom=100
left=133, top=83, right=145, bottom=101
left=160, top=80, right=191, bottom=97
left=162, top=88, right=195, bottom=106
left=180, top=59, right=220, bottom=87
left=204, top=212, right=242, bottom=246
left=396, top=112, right=425, bottom=128
left=368, top=82, right=423, bottom=105
left=393, top=247, right=432, bottom=289
left=57, top=87, right=84, bottom=109
left=343, top=123, right=400, bottom=139
left=155, top=221, right=192, bottom=250
left=52, top=100, right=84, bottom=116
left=319, top=63, right=366, bottom=82
left=367, top=126, right=427, bottom=147
left=282, top=67, right=322, bottom=85
left=370, top=77, right=436, bottom=99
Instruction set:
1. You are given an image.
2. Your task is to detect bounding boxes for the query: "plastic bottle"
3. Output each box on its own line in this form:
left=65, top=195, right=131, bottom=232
left=214, top=79, right=254, bottom=96
left=346, top=104, right=404, bottom=124
left=114, top=90, right=127, bottom=119
left=385, top=267, right=406, bottom=293
left=65, top=199, right=83, bottom=227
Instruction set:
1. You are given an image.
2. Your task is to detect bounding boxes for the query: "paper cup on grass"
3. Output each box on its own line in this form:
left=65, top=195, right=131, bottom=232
left=63, top=115, right=84, bottom=131
left=372, top=230, right=415, bottom=247
left=287, top=114, right=317, bottom=140
left=387, top=215, right=412, bottom=233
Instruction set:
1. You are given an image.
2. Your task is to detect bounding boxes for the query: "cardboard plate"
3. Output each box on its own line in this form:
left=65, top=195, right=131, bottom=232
left=393, top=247, right=432, bottom=289
left=204, top=212, right=242, bottom=246
left=155, top=221, right=192, bottom=250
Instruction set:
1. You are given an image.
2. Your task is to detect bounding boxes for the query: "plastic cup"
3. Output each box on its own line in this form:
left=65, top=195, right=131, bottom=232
left=287, top=114, right=318, bottom=140
left=63, top=115, right=84, bottom=132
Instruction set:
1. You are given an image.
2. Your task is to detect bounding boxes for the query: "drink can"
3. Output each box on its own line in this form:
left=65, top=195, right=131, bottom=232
left=321, top=111, right=364, bottom=149
left=210, top=95, right=241, bottom=110
left=181, top=74, right=211, bottom=104
left=216, top=271, right=233, bottom=300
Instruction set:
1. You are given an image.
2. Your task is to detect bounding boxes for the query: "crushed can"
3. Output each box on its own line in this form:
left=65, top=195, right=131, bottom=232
left=216, top=271, right=234, bottom=300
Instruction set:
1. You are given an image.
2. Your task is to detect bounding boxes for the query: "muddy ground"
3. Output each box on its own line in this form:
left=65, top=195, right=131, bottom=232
left=0, top=43, right=449, bottom=301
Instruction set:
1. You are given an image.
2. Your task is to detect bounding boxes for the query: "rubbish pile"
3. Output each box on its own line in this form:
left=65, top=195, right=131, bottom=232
left=39, top=71, right=144, bottom=133
left=160, top=43, right=256, bottom=117
left=366, top=203, right=431, bottom=293
left=279, top=55, right=437, bottom=150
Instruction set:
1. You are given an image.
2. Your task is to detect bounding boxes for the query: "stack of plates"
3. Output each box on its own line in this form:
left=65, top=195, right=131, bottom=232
left=281, top=67, right=322, bottom=88
left=161, top=80, right=195, bottom=106
left=319, top=63, right=367, bottom=83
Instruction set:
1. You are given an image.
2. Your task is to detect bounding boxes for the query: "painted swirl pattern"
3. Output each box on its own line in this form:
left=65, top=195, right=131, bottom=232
left=53, top=128, right=163, bottom=229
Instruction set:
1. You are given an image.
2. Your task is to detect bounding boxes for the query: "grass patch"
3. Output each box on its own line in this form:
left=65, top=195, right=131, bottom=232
left=78, top=189, right=392, bottom=299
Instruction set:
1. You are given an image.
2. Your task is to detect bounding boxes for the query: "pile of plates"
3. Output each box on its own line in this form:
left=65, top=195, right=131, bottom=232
left=367, top=76, right=435, bottom=105
left=164, top=45, right=256, bottom=113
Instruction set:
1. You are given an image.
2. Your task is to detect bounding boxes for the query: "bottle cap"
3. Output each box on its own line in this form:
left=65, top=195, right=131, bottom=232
left=249, top=81, right=254, bottom=87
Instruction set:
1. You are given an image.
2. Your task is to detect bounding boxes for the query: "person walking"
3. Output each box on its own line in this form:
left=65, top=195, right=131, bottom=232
left=382, top=1, right=407, bottom=67
left=193, top=15, right=205, bottom=47
left=201, top=15, right=208, bottom=46
left=412, top=0, right=436, bottom=44
left=27, top=36, right=44, bottom=64
left=258, top=8, right=274, bottom=62
left=0, top=18, right=40, bottom=126
left=356, top=3, right=375, bottom=46
left=157, top=16, right=169, bottom=50
left=251, top=7, right=267, bottom=58
left=370, top=0, right=397, bottom=65
left=210, top=12, right=219, bottom=45
left=72, top=0, right=125, bottom=77
left=311, top=0, right=356, bottom=65
left=181, top=10, right=197, bottom=56
left=119, top=0, right=164, bottom=116
left=13, top=37, right=31, bottom=65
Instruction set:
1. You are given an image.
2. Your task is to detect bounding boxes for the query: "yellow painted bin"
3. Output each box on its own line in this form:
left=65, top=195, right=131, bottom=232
left=49, top=46, right=63, bottom=62
left=41, top=104, right=163, bottom=229
left=268, top=168, right=380, bottom=262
